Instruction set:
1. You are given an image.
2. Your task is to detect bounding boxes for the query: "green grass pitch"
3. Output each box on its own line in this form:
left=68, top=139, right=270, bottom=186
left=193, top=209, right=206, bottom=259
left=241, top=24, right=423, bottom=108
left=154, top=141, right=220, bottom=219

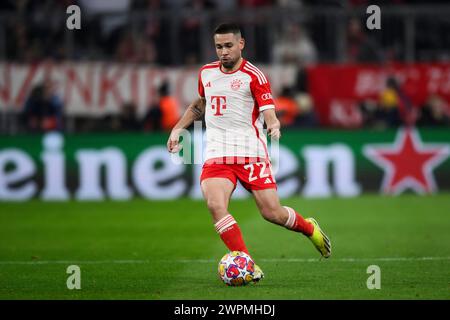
left=0, top=194, right=449, bottom=300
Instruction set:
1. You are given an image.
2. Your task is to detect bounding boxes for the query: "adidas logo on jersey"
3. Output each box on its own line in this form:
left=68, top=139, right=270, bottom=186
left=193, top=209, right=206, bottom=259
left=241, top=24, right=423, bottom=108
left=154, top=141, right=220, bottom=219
left=205, top=81, right=211, bottom=87
left=264, top=178, right=272, bottom=184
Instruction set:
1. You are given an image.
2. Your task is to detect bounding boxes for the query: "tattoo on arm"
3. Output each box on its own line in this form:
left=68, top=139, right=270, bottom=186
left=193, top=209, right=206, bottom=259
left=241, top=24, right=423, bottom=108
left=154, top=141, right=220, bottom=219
left=191, top=105, right=203, bottom=118
left=190, top=98, right=206, bottom=120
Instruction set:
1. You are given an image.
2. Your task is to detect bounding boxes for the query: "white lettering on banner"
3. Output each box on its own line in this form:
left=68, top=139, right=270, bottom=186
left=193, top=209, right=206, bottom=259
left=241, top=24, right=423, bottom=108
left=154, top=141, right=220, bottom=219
left=0, top=64, right=11, bottom=104
left=329, top=99, right=363, bottom=127
left=272, top=146, right=299, bottom=198
left=302, top=144, right=361, bottom=197
left=2, top=63, right=450, bottom=125
left=133, top=147, right=186, bottom=199
left=427, top=67, right=450, bottom=94
left=75, top=148, right=132, bottom=200
left=41, top=133, right=69, bottom=200
left=98, top=66, right=126, bottom=109
left=354, top=71, right=384, bottom=96
left=0, top=133, right=367, bottom=201
left=64, top=64, right=94, bottom=108
left=0, top=149, right=36, bottom=200
left=0, top=63, right=282, bottom=116
left=2, top=62, right=450, bottom=134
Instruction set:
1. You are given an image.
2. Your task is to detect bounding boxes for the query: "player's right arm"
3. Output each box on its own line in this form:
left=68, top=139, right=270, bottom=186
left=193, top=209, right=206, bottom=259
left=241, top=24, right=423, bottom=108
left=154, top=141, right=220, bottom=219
left=167, top=97, right=206, bottom=153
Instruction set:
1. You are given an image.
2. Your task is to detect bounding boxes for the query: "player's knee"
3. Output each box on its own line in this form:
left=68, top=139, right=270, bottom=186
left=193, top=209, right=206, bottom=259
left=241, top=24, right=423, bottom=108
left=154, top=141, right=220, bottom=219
left=206, top=199, right=227, bottom=216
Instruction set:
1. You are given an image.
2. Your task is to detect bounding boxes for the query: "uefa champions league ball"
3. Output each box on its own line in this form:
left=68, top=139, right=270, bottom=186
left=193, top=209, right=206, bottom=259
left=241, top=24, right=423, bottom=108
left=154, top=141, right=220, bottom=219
left=218, top=251, right=255, bottom=286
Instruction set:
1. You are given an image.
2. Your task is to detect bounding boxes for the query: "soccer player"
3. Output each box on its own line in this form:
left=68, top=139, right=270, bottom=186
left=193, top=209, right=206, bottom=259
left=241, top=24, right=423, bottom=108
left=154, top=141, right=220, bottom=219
left=167, top=23, right=331, bottom=282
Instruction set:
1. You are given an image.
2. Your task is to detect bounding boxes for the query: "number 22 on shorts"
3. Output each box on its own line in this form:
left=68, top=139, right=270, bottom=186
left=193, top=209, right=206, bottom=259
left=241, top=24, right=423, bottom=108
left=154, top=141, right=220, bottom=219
left=244, top=162, right=272, bottom=182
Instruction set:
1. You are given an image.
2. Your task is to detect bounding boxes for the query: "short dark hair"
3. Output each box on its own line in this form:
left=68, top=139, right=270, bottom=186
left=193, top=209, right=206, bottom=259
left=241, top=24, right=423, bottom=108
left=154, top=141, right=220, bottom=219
left=214, top=23, right=242, bottom=37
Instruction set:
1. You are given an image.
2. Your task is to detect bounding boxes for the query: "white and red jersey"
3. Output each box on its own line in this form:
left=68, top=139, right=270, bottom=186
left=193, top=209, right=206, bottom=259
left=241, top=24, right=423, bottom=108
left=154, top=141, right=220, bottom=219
left=198, top=59, right=275, bottom=163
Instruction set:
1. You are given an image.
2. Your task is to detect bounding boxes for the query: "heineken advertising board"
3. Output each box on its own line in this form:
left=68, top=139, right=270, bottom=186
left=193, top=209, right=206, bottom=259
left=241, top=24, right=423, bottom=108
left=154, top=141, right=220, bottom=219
left=0, top=128, right=449, bottom=201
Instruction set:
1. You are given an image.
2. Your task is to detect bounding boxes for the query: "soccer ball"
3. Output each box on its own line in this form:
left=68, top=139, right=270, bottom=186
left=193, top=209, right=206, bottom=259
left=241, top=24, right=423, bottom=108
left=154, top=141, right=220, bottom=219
left=218, top=251, right=255, bottom=286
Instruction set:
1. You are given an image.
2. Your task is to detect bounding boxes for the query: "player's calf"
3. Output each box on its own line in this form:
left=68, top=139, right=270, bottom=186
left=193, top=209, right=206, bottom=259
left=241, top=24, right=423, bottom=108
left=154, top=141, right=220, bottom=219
left=257, top=203, right=289, bottom=226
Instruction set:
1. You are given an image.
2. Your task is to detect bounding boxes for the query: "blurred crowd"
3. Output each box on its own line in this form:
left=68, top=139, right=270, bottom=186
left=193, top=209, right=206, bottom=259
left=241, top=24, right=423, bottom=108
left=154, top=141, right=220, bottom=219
left=358, top=78, right=450, bottom=129
left=1, top=0, right=449, bottom=65
left=1, top=0, right=449, bottom=133
left=19, top=73, right=449, bottom=134
left=20, top=79, right=182, bottom=133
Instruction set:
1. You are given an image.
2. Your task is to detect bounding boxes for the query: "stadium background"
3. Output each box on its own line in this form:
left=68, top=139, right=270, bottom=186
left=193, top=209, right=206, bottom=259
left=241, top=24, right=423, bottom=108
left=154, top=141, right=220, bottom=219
left=0, top=0, right=449, bottom=300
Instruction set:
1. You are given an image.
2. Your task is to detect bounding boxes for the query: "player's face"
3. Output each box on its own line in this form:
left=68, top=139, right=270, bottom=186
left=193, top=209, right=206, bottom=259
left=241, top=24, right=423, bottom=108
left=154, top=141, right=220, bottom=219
left=214, top=33, right=245, bottom=69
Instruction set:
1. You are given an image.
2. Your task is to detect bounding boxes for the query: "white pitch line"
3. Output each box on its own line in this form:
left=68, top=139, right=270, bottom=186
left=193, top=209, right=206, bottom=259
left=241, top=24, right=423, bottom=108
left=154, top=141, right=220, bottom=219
left=0, top=257, right=449, bottom=265
left=0, top=260, right=152, bottom=265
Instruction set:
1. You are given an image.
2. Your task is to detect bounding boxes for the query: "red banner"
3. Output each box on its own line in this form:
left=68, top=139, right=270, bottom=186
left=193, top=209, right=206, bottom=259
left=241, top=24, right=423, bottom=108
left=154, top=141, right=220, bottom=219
left=307, top=63, right=450, bottom=127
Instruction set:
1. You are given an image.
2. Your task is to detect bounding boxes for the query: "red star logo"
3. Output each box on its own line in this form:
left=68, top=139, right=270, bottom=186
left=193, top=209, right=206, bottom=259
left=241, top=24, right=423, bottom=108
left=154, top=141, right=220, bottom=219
left=364, top=128, right=449, bottom=194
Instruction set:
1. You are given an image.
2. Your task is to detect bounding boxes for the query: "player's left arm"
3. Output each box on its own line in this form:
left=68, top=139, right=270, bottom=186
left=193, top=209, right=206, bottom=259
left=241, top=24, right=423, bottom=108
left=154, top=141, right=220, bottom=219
left=251, top=74, right=281, bottom=140
left=262, top=108, right=281, bottom=140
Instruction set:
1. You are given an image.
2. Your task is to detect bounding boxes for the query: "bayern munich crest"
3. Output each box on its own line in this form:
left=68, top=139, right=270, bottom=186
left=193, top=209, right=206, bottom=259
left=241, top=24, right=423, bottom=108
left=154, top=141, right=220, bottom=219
left=230, top=79, right=242, bottom=91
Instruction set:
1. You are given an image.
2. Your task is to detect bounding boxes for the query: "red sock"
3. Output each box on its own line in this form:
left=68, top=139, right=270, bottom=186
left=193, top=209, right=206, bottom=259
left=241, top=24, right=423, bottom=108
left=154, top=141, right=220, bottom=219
left=283, top=206, right=314, bottom=236
left=214, top=214, right=249, bottom=255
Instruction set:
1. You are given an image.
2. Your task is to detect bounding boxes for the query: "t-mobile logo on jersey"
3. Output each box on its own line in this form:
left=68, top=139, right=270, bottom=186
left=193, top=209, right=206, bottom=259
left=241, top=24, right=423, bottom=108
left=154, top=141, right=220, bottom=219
left=211, top=96, right=227, bottom=116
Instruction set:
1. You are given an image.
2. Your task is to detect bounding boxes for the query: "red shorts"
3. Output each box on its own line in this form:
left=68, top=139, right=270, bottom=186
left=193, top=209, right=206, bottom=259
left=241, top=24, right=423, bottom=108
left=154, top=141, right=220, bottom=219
left=200, top=157, right=277, bottom=192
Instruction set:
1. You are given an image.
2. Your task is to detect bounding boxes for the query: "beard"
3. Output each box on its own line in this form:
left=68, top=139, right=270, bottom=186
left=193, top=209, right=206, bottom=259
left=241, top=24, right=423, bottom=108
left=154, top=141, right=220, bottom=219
left=221, top=58, right=236, bottom=69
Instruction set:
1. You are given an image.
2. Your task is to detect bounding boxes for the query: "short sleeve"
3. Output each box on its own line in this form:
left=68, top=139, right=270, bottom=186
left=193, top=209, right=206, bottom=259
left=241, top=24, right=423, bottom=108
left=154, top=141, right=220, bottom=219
left=198, top=70, right=205, bottom=98
left=250, top=79, right=275, bottom=112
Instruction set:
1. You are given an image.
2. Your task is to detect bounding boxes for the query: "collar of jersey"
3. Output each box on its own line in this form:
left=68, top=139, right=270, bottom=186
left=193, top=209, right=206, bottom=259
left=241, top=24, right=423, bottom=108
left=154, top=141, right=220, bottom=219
left=219, top=58, right=246, bottom=75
